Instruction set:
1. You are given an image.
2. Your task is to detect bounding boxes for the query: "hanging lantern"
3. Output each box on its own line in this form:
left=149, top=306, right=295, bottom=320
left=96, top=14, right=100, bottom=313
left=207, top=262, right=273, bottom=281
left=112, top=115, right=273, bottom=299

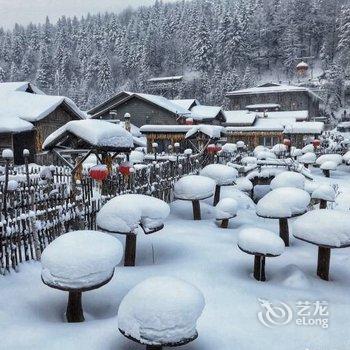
left=89, top=165, right=109, bottom=181
left=313, top=139, right=321, bottom=149
left=215, top=145, right=222, bottom=153
left=296, top=61, right=309, bottom=76
left=207, top=144, right=217, bottom=154
left=186, top=118, right=194, bottom=125
left=118, top=162, right=132, bottom=176
left=283, top=138, right=291, bottom=147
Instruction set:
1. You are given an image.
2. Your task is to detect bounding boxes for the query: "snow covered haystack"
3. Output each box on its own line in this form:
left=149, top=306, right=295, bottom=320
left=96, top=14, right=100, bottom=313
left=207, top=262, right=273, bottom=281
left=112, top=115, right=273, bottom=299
left=270, top=171, right=305, bottom=190
left=41, top=230, right=123, bottom=289
left=257, top=187, right=310, bottom=219
left=174, top=175, right=216, bottom=200
left=118, top=276, right=205, bottom=345
left=200, top=164, right=238, bottom=186
left=96, top=194, right=170, bottom=234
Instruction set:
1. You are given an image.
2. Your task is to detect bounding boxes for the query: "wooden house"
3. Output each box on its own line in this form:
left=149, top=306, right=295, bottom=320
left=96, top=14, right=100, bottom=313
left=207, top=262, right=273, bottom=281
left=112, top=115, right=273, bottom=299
left=89, top=91, right=226, bottom=127
left=0, top=82, right=85, bottom=164
left=226, top=83, right=321, bottom=119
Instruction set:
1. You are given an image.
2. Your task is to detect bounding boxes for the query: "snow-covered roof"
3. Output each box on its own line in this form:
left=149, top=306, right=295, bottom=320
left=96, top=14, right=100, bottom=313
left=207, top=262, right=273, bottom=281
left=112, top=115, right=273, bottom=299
left=185, top=125, right=224, bottom=139
left=171, top=99, right=200, bottom=110
left=0, top=81, right=86, bottom=134
left=226, top=118, right=294, bottom=132
left=224, top=110, right=257, bottom=126
left=284, top=122, right=324, bottom=134
left=191, top=105, right=224, bottom=121
left=256, top=110, right=309, bottom=121
left=140, top=125, right=194, bottom=133
left=226, top=84, right=322, bottom=101
left=246, top=103, right=280, bottom=110
left=43, top=119, right=135, bottom=150
left=148, top=76, right=183, bottom=82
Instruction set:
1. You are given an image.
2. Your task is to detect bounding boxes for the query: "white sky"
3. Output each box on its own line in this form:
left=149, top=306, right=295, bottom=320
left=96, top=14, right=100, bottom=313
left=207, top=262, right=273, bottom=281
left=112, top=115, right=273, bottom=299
left=0, top=0, right=168, bottom=29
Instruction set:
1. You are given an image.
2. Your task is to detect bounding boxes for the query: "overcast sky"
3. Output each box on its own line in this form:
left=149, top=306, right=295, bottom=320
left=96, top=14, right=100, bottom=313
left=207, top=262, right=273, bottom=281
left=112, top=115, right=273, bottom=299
left=0, top=0, right=167, bottom=29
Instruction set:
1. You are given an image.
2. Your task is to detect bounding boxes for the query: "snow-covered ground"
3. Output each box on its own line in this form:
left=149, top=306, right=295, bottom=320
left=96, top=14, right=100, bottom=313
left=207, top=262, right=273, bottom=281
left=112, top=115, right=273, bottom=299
left=1, top=166, right=350, bottom=350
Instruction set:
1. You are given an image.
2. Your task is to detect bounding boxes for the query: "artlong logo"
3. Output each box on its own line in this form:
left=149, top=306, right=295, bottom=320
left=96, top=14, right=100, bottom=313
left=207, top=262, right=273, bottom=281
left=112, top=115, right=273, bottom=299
left=257, top=298, right=293, bottom=328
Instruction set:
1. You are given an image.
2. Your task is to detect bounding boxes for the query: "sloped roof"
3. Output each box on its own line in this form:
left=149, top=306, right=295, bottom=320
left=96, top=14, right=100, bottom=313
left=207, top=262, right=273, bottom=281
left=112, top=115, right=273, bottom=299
left=171, top=99, right=200, bottom=110
left=43, top=119, right=134, bottom=151
left=226, top=84, right=322, bottom=101
left=224, top=110, right=257, bottom=126
left=191, top=105, right=224, bottom=121
left=284, top=122, right=324, bottom=134
left=0, top=81, right=86, bottom=134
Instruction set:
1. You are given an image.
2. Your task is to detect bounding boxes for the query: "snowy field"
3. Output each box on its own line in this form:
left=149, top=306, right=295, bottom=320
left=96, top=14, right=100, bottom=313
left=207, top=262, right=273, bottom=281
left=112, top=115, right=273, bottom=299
left=1, top=167, right=350, bottom=350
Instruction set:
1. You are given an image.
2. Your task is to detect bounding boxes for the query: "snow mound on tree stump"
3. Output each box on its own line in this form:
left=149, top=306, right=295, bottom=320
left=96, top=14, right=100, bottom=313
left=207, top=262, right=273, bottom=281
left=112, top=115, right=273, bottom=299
left=257, top=187, right=310, bottom=218
left=312, top=184, right=336, bottom=201
left=174, top=175, right=216, bottom=200
left=238, top=227, right=285, bottom=255
left=97, top=194, right=170, bottom=234
left=270, top=171, right=305, bottom=190
left=235, top=177, right=253, bottom=192
left=293, top=210, right=350, bottom=247
left=200, top=164, right=237, bottom=185
left=320, top=161, right=338, bottom=170
left=316, top=154, right=343, bottom=166
left=216, top=198, right=238, bottom=219
left=298, top=152, right=316, bottom=164
left=118, top=276, right=205, bottom=345
left=41, top=230, right=123, bottom=289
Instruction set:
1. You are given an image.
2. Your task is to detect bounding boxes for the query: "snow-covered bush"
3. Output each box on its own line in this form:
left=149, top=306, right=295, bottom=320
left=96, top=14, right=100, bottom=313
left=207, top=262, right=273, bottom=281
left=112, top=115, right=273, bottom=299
left=270, top=171, right=305, bottom=190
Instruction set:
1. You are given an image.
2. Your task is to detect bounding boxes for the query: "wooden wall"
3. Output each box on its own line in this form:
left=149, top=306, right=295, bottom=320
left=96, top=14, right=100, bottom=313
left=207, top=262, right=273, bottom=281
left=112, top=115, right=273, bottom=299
left=227, top=131, right=283, bottom=149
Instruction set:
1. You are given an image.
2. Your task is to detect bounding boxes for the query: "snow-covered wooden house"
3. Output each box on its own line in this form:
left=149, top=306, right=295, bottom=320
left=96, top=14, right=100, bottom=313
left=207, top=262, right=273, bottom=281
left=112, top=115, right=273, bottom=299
left=88, top=91, right=226, bottom=127
left=0, top=82, right=86, bottom=164
left=226, top=83, right=321, bottom=119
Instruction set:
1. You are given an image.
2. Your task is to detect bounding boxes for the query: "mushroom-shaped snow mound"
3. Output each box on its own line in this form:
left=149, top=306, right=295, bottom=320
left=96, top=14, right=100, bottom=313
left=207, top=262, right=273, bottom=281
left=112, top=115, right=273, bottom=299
left=256, top=151, right=276, bottom=160
left=221, top=143, right=237, bottom=154
left=316, top=154, right=343, bottom=166
left=312, top=184, right=336, bottom=202
left=118, top=276, right=205, bottom=345
left=235, top=177, right=253, bottom=192
left=238, top=228, right=285, bottom=256
left=270, top=171, right=305, bottom=190
left=200, top=164, right=237, bottom=185
left=97, top=194, right=170, bottom=234
left=272, top=143, right=287, bottom=155
left=293, top=210, right=350, bottom=247
left=302, top=144, right=315, bottom=154
left=257, top=187, right=310, bottom=218
left=298, top=152, right=316, bottom=165
left=174, top=175, right=216, bottom=200
left=216, top=198, right=238, bottom=219
left=320, top=161, right=338, bottom=171
left=291, top=147, right=303, bottom=157
left=41, top=230, right=123, bottom=289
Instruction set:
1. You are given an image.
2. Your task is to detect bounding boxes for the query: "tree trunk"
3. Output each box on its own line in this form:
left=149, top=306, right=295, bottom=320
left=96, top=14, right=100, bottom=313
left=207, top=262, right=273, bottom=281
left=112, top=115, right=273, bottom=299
left=254, top=255, right=266, bottom=281
left=319, top=199, right=327, bottom=209
left=323, top=169, right=330, bottom=178
left=317, top=246, right=331, bottom=281
left=213, top=185, right=221, bottom=206
left=279, top=218, right=289, bottom=247
left=192, top=200, right=201, bottom=221
left=124, top=233, right=137, bottom=267
left=221, top=218, right=229, bottom=229
left=66, top=291, right=84, bottom=323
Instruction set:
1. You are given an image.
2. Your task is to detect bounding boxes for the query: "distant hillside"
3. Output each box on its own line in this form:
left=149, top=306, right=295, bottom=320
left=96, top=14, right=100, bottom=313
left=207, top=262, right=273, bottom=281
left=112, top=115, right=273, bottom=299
left=0, top=0, right=349, bottom=118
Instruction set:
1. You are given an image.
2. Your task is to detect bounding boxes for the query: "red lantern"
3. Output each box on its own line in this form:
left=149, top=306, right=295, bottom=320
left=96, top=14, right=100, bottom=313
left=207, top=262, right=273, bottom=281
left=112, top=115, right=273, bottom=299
left=89, top=165, right=109, bottom=181
left=207, top=144, right=217, bottom=154
left=185, top=118, right=194, bottom=125
left=119, top=162, right=132, bottom=176
left=283, top=138, right=291, bottom=147
left=313, top=139, right=321, bottom=148
left=215, top=145, right=222, bottom=153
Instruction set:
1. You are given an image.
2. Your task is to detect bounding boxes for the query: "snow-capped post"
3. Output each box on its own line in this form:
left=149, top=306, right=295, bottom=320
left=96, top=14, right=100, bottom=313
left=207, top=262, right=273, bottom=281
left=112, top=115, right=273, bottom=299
left=118, top=276, right=205, bottom=350
left=320, top=161, right=337, bottom=178
left=293, top=210, right=350, bottom=281
left=96, top=194, right=170, bottom=267
left=41, top=230, right=123, bottom=322
left=215, top=198, right=238, bottom=228
left=238, top=228, right=285, bottom=281
left=256, top=187, right=310, bottom=247
left=174, top=142, right=180, bottom=162
left=23, top=149, right=30, bottom=187
left=2, top=149, right=13, bottom=218
left=152, top=142, right=158, bottom=161
left=298, top=152, right=316, bottom=168
left=199, top=164, right=237, bottom=206
left=174, top=175, right=215, bottom=221
left=124, top=112, right=131, bottom=132
left=311, top=184, right=336, bottom=209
